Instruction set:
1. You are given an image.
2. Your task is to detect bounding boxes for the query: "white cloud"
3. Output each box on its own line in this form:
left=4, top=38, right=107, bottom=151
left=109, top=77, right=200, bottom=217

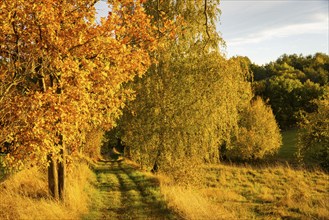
left=220, top=0, right=329, bottom=64
left=228, top=14, right=328, bottom=46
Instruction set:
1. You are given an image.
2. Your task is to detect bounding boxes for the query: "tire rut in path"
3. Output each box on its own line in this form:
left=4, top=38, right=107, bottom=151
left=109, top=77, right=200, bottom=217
left=84, top=161, right=180, bottom=220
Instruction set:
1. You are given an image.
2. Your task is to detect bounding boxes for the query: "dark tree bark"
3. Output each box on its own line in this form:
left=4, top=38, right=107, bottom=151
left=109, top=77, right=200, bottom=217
left=47, top=148, right=65, bottom=201
left=48, top=154, right=59, bottom=200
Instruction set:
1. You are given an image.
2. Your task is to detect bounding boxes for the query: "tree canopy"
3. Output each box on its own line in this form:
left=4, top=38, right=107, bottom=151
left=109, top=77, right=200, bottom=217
left=251, top=53, right=328, bottom=129
left=113, top=0, right=267, bottom=175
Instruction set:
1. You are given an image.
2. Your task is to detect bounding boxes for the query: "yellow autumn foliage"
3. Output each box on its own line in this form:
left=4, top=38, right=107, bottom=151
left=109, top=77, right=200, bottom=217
left=0, top=0, right=157, bottom=169
left=227, top=97, right=282, bottom=160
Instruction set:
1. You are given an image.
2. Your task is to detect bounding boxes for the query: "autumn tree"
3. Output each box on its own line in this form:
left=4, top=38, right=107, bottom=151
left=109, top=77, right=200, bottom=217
left=0, top=0, right=156, bottom=200
left=226, top=97, right=282, bottom=160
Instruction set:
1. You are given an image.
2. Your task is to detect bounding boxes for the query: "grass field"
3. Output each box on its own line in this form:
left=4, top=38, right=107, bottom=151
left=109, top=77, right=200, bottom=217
left=0, top=161, right=97, bottom=220
left=278, top=128, right=324, bottom=167
left=159, top=129, right=329, bottom=219
left=161, top=163, right=329, bottom=220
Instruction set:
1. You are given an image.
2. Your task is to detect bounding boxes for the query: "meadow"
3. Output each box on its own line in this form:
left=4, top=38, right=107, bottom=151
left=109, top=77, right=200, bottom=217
left=277, top=128, right=298, bottom=162
left=0, top=130, right=328, bottom=219
left=160, top=129, right=329, bottom=219
left=160, top=163, right=328, bottom=219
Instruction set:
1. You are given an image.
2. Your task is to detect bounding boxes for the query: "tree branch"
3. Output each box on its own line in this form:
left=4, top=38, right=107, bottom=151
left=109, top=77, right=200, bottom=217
left=204, top=0, right=210, bottom=40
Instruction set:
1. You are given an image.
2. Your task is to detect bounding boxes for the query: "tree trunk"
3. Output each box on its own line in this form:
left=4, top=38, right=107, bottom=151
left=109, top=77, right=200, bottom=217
left=47, top=147, right=65, bottom=201
left=58, top=148, right=65, bottom=200
left=48, top=154, right=59, bottom=200
left=124, top=146, right=132, bottom=159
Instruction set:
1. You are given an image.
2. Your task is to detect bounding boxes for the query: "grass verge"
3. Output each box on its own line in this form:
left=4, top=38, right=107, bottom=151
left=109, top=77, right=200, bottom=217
left=0, top=161, right=97, bottom=220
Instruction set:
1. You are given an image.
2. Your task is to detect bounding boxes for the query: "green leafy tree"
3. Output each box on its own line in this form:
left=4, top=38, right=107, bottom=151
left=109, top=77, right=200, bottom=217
left=115, top=0, right=252, bottom=174
left=297, top=92, right=329, bottom=169
left=251, top=53, right=328, bottom=128
left=265, top=76, right=304, bottom=128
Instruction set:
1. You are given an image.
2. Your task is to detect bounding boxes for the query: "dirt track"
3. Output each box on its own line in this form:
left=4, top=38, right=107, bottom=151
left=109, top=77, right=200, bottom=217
left=83, top=160, right=180, bottom=220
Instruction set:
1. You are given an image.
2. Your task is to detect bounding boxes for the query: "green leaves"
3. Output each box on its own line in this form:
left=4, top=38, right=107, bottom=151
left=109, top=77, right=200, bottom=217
left=297, top=94, right=329, bottom=169
left=252, top=53, right=329, bottom=129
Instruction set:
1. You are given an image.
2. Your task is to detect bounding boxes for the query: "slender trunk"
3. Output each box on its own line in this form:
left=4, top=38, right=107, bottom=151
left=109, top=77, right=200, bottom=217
left=58, top=147, right=65, bottom=200
left=48, top=154, right=59, bottom=200
left=55, top=74, right=65, bottom=200
left=39, top=59, right=65, bottom=201
left=47, top=147, right=65, bottom=201
left=124, top=146, right=132, bottom=159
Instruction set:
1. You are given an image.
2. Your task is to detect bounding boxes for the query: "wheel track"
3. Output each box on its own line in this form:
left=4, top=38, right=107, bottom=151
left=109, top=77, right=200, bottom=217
left=83, top=160, right=180, bottom=220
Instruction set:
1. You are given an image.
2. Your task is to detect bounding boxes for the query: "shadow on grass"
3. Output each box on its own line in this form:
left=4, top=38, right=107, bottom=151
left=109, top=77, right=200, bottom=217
left=85, top=159, right=181, bottom=220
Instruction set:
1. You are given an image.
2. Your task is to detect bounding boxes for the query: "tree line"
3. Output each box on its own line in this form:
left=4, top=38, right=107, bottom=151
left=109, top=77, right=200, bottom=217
left=248, top=54, right=329, bottom=169
left=250, top=53, right=328, bottom=129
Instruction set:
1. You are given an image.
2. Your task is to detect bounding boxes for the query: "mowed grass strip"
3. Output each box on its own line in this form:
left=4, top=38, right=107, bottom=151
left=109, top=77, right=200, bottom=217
left=84, top=161, right=180, bottom=220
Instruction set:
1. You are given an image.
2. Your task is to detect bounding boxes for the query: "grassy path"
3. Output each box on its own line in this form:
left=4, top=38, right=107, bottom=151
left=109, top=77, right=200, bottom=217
left=83, top=160, right=180, bottom=220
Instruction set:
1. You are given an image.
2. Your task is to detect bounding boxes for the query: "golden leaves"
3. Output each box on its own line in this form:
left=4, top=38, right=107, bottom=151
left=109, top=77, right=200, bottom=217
left=0, top=0, right=158, bottom=169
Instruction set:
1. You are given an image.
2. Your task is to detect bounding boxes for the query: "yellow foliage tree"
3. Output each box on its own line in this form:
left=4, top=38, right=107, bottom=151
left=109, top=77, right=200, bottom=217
left=227, top=97, right=282, bottom=160
left=0, top=0, right=156, bottom=200
left=117, top=1, right=253, bottom=174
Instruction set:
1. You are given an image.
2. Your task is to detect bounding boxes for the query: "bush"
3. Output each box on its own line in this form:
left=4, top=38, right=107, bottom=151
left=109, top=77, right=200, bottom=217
left=227, top=97, right=282, bottom=160
left=297, top=94, right=329, bottom=169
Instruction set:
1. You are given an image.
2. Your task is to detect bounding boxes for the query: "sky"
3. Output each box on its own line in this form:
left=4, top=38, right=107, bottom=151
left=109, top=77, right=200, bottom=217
left=95, top=0, right=329, bottom=65
left=218, top=0, right=329, bottom=65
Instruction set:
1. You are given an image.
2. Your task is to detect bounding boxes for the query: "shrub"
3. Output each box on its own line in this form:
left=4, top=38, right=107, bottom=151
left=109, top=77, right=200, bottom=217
left=297, top=94, right=329, bottom=169
left=227, top=97, right=282, bottom=160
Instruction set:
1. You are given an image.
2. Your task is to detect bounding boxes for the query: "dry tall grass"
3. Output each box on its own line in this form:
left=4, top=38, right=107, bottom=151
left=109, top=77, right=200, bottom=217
left=0, top=162, right=97, bottom=220
left=159, top=164, right=329, bottom=219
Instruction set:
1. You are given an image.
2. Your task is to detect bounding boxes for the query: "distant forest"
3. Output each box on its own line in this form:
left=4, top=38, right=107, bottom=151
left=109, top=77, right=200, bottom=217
left=249, top=53, right=328, bottom=129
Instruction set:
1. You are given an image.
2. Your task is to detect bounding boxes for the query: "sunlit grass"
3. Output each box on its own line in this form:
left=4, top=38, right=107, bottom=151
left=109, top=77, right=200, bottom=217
left=1, top=138, right=327, bottom=220
left=159, top=163, right=329, bottom=219
left=0, top=161, right=97, bottom=220
left=83, top=160, right=177, bottom=219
